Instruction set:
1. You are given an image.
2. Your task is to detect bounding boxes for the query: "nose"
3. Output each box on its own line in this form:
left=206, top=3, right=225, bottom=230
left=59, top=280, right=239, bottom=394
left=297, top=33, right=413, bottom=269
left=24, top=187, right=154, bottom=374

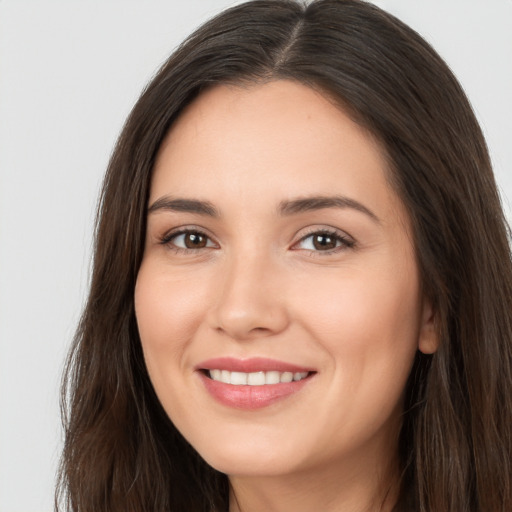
left=207, top=251, right=290, bottom=341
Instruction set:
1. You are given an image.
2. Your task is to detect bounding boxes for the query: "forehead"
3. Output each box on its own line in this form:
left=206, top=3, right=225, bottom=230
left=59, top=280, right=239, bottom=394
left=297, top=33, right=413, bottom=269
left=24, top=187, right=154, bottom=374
left=151, top=80, right=404, bottom=224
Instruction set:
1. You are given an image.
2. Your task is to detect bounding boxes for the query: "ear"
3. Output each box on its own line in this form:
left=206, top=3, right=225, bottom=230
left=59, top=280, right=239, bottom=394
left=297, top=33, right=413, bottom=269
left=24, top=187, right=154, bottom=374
left=418, top=297, right=439, bottom=354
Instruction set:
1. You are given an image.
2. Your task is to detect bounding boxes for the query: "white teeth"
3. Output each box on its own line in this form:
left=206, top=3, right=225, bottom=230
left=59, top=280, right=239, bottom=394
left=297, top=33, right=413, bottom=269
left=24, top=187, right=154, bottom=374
left=208, top=369, right=309, bottom=385
left=265, top=371, right=280, bottom=385
left=247, top=372, right=266, bottom=385
left=281, top=371, right=293, bottom=383
left=230, top=371, right=247, bottom=385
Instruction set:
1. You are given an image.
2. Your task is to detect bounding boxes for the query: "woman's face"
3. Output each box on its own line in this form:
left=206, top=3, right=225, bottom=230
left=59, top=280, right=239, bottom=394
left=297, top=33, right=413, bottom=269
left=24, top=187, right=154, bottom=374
left=135, top=80, right=437, bottom=479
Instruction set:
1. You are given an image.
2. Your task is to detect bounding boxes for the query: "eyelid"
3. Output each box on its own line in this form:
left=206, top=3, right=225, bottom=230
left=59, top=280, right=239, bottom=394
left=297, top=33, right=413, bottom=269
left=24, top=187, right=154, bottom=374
left=159, top=226, right=219, bottom=250
left=156, top=224, right=354, bottom=254
left=291, top=226, right=355, bottom=253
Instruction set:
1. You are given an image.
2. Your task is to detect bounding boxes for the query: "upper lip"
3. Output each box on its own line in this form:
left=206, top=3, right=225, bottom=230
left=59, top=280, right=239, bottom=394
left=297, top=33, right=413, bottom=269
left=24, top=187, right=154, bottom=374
left=196, top=357, right=314, bottom=373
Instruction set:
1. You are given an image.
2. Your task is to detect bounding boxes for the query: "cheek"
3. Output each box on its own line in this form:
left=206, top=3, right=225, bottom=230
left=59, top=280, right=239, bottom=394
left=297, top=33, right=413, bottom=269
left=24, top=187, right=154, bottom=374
left=293, top=261, right=421, bottom=393
left=296, top=266, right=420, bottom=340
left=134, top=262, right=209, bottom=374
left=286, top=267, right=421, bottom=445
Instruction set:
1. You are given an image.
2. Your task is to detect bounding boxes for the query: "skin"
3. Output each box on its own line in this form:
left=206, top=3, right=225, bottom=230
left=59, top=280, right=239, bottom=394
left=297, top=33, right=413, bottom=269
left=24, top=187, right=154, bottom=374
left=135, top=80, right=438, bottom=512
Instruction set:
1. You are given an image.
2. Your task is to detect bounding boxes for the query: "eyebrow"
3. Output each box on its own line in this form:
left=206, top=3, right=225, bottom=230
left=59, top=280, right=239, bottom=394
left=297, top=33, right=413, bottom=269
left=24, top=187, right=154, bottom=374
left=147, top=194, right=379, bottom=223
left=148, top=196, right=219, bottom=217
left=278, top=195, right=380, bottom=223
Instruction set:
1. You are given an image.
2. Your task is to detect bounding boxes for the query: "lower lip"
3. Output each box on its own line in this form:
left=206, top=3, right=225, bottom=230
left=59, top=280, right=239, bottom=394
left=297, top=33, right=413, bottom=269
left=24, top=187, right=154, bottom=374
left=198, top=372, right=312, bottom=410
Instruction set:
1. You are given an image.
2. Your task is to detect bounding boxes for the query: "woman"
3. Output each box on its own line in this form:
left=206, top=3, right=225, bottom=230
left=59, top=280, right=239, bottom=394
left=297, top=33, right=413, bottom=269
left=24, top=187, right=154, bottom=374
left=57, top=1, right=512, bottom=511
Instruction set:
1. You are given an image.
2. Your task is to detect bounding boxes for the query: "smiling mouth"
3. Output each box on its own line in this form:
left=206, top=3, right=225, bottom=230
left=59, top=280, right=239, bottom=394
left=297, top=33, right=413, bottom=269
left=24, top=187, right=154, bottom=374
left=197, top=357, right=315, bottom=408
left=206, top=369, right=310, bottom=386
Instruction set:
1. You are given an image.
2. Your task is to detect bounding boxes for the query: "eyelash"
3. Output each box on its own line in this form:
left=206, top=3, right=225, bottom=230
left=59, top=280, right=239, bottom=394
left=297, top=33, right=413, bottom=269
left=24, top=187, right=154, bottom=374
left=293, top=228, right=355, bottom=255
left=159, top=228, right=217, bottom=255
left=159, top=227, right=355, bottom=255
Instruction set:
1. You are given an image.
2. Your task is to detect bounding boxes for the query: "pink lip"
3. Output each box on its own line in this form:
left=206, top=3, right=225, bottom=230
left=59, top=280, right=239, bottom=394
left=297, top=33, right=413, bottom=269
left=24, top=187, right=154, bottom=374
left=196, top=357, right=313, bottom=373
left=196, top=357, right=315, bottom=410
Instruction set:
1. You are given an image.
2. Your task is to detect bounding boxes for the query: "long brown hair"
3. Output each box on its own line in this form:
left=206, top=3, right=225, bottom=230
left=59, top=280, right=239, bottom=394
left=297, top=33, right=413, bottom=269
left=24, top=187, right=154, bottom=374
left=57, top=1, right=512, bottom=511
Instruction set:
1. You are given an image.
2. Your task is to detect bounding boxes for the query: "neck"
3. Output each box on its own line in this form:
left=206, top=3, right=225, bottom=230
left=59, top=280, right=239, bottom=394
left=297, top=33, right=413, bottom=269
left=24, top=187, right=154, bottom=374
left=228, top=447, right=401, bottom=512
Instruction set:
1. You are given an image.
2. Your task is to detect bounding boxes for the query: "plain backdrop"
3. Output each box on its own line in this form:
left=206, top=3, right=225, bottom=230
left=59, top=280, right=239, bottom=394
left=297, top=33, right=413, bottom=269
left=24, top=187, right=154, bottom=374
left=0, top=1, right=511, bottom=511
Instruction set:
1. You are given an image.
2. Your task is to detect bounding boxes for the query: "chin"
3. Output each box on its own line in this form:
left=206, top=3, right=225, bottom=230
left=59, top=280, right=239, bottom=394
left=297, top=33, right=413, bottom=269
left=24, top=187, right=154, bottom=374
left=202, top=448, right=302, bottom=478
left=182, top=423, right=310, bottom=477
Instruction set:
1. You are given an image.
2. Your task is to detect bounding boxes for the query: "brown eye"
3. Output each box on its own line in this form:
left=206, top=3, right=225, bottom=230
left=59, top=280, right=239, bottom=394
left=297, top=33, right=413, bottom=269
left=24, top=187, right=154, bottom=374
left=164, top=230, right=215, bottom=250
left=312, top=233, right=338, bottom=250
left=184, top=232, right=208, bottom=248
left=294, top=230, right=354, bottom=253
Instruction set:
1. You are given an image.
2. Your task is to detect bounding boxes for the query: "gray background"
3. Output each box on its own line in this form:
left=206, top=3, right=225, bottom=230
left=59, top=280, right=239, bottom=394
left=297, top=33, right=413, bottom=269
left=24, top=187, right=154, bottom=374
left=1, top=1, right=511, bottom=510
